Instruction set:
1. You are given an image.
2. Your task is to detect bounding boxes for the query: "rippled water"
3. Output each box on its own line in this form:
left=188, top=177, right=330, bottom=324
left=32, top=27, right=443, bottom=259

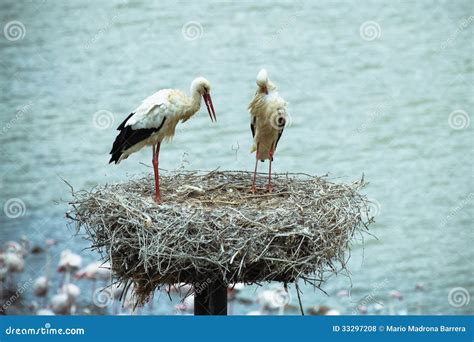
left=0, top=0, right=472, bottom=315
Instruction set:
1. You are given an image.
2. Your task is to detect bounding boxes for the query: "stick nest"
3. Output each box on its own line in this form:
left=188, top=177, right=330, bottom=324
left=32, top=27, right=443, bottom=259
left=68, top=170, right=372, bottom=305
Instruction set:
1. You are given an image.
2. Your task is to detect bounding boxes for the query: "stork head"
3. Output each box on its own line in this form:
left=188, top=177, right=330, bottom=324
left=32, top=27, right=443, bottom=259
left=256, top=69, right=269, bottom=93
left=191, top=77, right=216, bottom=122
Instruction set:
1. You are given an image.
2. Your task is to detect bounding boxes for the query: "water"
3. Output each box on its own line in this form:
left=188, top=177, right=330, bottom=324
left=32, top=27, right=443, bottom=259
left=0, top=0, right=472, bottom=315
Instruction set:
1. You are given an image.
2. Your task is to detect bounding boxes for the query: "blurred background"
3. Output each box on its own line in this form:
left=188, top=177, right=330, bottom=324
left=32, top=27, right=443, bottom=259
left=0, top=0, right=472, bottom=315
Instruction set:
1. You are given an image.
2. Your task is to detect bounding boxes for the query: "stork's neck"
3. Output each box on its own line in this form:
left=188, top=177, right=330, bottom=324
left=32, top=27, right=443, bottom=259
left=179, top=91, right=201, bottom=121
left=191, top=91, right=202, bottom=110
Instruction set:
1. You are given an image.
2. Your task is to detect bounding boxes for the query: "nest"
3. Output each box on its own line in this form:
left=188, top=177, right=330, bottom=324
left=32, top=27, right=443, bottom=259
left=68, top=170, right=372, bottom=305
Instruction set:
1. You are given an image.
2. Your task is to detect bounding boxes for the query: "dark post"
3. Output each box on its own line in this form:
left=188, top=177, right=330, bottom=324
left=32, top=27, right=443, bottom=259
left=194, top=277, right=227, bottom=315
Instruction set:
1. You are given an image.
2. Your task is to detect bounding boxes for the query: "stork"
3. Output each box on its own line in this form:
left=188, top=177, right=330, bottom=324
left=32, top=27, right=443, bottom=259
left=109, top=77, right=217, bottom=202
left=248, top=69, right=288, bottom=193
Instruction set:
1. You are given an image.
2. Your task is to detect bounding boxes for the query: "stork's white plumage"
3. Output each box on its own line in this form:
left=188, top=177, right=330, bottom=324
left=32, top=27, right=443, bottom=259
left=248, top=69, right=288, bottom=192
left=109, top=77, right=216, bottom=202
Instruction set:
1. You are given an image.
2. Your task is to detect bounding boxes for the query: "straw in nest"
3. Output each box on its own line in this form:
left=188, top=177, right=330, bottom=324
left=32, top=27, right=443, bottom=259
left=67, top=170, right=372, bottom=306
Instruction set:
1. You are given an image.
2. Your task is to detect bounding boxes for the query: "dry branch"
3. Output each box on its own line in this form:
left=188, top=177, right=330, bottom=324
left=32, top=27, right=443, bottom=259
left=68, top=170, right=372, bottom=305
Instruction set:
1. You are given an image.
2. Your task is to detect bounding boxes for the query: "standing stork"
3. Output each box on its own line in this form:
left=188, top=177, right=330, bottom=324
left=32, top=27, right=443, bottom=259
left=248, top=69, right=288, bottom=193
left=109, top=77, right=217, bottom=202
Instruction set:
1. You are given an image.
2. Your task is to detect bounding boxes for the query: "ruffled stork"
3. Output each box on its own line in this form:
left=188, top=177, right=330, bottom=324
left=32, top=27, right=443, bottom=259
left=109, top=77, right=216, bottom=202
left=248, top=69, right=288, bottom=193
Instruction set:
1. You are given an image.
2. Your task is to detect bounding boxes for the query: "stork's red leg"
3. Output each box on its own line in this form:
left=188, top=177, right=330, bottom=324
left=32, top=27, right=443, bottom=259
left=251, top=143, right=259, bottom=193
left=267, top=143, right=274, bottom=193
left=152, top=143, right=161, bottom=203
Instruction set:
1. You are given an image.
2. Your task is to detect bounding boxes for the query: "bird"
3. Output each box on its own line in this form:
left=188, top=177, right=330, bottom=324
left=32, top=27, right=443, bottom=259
left=74, top=261, right=111, bottom=302
left=4, top=240, right=27, bottom=257
left=165, top=282, right=193, bottom=295
left=248, top=69, right=288, bottom=193
left=74, top=261, right=111, bottom=281
left=57, top=250, right=82, bottom=287
left=33, top=242, right=52, bottom=303
left=388, top=289, right=403, bottom=315
left=57, top=250, right=82, bottom=273
left=50, top=283, right=81, bottom=315
left=227, top=283, right=244, bottom=301
left=36, top=308, right=55, bottom=315
left=256, top=288, right=289, bottom=315
left=33, top=276, right=49, bottom=300
left=175, top=294, right=194, bottom=315
left=50, top=293, right=71, bottom=315
left=307, top=305, right=341, bottom=316
left=388, top=290, right=403, bottom=300
left=62, top=283, right=82, bottom=314
left=2, top=251, right=24, bottom=273
left=0, top=249, right=25, bottom=287
left=109, top=77, right=217, bottom=203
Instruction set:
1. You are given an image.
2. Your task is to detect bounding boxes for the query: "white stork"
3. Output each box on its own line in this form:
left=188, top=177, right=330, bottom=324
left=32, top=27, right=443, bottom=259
left=109, top=77, right=216, bottom=202
left=248, top=69, right=288, bottom=193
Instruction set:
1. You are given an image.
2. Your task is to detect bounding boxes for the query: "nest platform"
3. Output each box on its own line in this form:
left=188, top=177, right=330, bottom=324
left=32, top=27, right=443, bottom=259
left=68, top=170, right=372, bottom=305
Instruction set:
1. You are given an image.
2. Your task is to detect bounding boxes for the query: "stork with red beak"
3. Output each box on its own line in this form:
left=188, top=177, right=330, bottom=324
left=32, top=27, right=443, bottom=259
left=109, top=77, right=216, bottom=202
left=248, top=69, right=288, bottom=193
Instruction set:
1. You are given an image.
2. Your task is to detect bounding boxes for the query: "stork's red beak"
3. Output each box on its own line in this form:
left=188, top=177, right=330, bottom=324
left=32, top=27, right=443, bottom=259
left=203, top=93, right=216, bottom=122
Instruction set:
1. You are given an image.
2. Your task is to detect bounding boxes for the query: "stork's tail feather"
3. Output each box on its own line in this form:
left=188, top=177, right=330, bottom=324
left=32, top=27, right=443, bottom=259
left=109, top=148, right=122, bottom=164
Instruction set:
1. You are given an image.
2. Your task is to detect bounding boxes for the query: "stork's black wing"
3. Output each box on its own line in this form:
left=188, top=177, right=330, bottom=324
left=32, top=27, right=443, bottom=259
left=116, top=112, right=134, bottom=130
left=274, top=116, right=286, bottom=150
left=109, top=115, right=166, bottom=164
left=250, top=116, right=256, bottom=138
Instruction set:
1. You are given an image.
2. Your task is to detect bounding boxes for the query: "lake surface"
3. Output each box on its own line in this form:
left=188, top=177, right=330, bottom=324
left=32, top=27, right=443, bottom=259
left=0, top=0, right=472, bottom=315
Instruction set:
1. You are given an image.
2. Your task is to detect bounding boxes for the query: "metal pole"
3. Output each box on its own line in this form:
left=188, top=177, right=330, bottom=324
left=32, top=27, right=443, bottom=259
left=194, top=277, right=227, bottom=315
